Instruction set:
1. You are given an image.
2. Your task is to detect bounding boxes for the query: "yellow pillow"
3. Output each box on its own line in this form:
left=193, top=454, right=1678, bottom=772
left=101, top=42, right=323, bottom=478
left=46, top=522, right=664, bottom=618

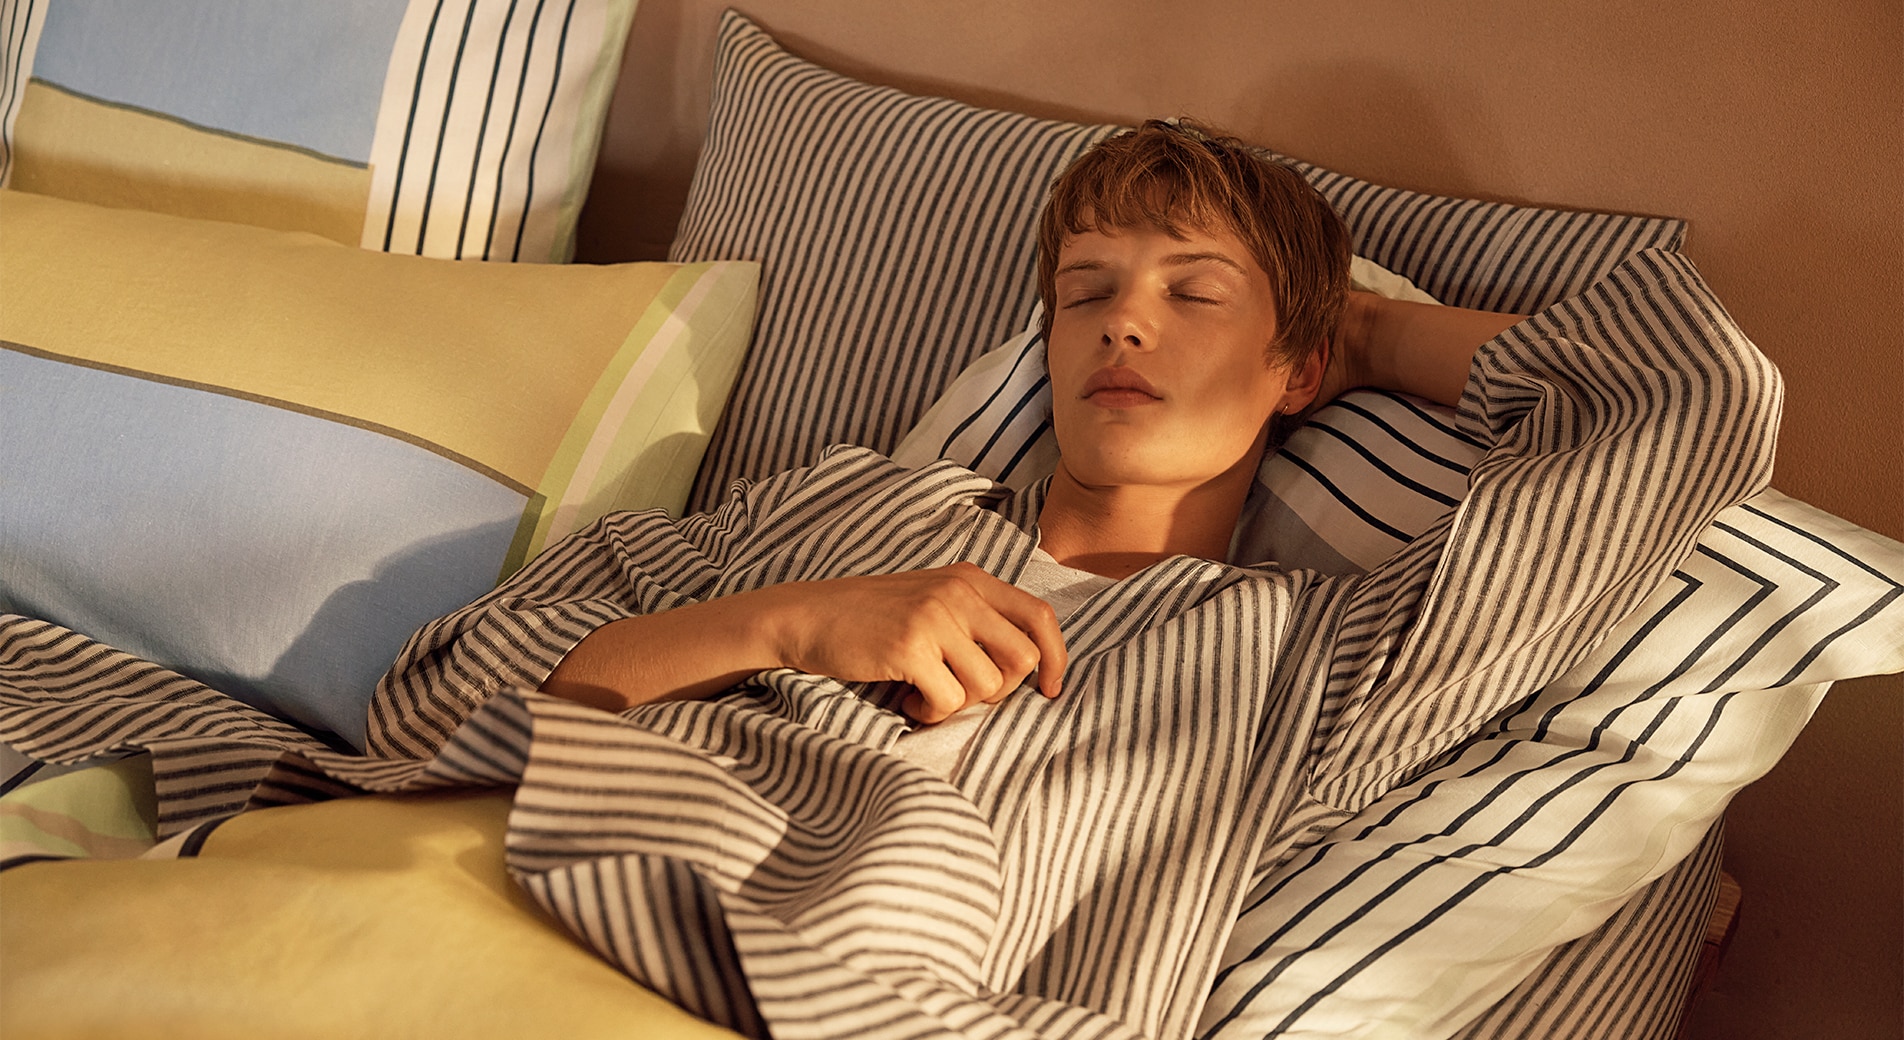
left=0, top=190, right=758, bottom=748
left=0, top=791, right=743, bottom=1040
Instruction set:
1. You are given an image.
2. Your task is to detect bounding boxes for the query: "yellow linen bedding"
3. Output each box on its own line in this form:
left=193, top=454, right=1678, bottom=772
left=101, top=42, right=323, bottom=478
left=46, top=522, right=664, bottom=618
left=1, top=788, right=742, bottom=1039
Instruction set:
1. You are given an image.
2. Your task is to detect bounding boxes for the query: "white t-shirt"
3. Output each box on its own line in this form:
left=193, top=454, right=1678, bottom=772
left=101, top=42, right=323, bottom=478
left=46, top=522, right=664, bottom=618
left=890, top=547, right=1113, bottom=778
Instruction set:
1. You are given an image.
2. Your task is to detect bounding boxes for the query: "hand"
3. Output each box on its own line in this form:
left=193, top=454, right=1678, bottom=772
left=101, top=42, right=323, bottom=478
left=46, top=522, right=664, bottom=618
left=758, top=563, right=1068, bottom=723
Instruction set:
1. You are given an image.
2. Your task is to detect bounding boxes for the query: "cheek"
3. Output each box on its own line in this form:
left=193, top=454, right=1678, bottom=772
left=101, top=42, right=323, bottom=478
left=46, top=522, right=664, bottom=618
left=1198, top=358, right=1285, bottom=424
left=1043, top=329, right=1091, bottom=389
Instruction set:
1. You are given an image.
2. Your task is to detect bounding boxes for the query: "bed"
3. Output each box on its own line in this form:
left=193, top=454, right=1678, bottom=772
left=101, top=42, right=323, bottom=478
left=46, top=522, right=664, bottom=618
left=2, top=4, right=1901, bottom=1039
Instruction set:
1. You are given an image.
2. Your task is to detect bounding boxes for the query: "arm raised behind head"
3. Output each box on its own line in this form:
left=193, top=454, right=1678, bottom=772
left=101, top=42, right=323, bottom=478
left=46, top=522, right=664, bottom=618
left=1316, top=290, right=1527, bottom=411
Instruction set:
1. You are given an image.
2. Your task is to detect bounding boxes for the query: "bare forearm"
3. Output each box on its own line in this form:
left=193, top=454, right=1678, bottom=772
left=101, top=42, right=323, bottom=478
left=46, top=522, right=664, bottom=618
left=540, top=590, right=788, bottom=712
left=1341, top=292, right=1525, bottom=408
left=538, top=565, right=1068, bottom=722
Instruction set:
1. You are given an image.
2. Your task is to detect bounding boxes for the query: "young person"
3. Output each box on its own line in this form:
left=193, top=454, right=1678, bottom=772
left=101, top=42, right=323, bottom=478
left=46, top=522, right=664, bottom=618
left=357, top=120, right=1780, bottom=1038
left=470, top=122, right=1524, bottom=731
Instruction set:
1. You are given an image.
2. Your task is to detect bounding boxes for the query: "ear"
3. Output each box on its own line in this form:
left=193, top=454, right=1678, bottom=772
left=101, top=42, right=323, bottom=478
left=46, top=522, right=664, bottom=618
left=1275, top=338, right=1330, bottom=415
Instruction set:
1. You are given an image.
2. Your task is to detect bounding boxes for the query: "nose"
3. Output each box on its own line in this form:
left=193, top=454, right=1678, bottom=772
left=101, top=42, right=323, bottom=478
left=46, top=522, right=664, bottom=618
left=1100, top=295, right=1155, bottom=353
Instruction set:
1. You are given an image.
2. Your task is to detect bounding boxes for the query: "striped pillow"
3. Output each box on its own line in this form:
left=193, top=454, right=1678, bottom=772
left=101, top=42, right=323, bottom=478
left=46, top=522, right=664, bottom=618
left=0, top=191, right=758, bottom=749
left=669, top=11, right=1119, bottom=511
left=0, top=0, right=42, bottom=184
left=2, top=0, right=633, bottom=262
left=670, top=11, right=1685, bottom=513
left=1279, top=151, right=1687, bottom=315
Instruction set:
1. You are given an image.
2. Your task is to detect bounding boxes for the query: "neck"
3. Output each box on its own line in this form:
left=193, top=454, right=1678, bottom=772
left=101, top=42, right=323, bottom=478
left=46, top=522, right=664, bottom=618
left=1036, top=456, right=1257, bottom=578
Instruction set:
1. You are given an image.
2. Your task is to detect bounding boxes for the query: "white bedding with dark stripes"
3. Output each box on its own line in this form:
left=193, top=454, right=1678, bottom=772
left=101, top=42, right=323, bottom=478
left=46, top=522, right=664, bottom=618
left=0, top=0, right=45, bottom=189
left=0, top=248, right=1780, bottom=1039
left=362, top=0, right=628, bottom=262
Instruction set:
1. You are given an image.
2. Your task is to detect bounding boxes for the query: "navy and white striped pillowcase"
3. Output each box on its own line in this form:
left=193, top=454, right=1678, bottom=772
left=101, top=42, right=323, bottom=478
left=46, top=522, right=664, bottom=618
left=364, top=0, right=633, bottom=263
left=1282, top=153, right=1689, bottom=315
left=671, top=12, right=1118, bottom=513
left=0, top=0, right=46, bottom=188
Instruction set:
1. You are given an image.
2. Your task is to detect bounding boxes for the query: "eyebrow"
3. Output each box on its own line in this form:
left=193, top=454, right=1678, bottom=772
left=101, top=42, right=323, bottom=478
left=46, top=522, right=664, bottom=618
left=1055, top=251, right=1249, bottom=277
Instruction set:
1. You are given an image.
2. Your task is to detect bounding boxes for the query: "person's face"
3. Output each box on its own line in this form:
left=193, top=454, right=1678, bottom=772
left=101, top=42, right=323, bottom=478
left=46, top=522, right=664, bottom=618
left=1046, top=222, right=1315, bottom=491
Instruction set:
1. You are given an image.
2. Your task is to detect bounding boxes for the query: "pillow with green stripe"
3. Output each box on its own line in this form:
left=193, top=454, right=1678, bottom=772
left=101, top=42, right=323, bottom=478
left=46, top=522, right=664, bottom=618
left=0, top=190, right=758, bottom=749
left=2, top=0, right=635, bottom=263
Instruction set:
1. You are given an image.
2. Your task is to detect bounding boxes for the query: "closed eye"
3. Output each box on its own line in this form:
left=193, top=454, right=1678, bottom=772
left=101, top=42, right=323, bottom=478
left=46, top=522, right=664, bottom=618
left=1171, top=284, right=1236, bottom=305
left=1169, top=273, right=1237, bottom=304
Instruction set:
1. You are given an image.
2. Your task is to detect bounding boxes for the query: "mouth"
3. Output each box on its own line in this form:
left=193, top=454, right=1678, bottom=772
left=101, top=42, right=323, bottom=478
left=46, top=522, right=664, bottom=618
left=1081, top=367, right=1162, bottom=406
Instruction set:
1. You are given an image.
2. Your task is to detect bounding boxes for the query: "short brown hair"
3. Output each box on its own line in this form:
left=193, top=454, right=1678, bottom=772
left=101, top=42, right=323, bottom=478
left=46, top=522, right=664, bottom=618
left=1036, top=119, right=1350, bottom=369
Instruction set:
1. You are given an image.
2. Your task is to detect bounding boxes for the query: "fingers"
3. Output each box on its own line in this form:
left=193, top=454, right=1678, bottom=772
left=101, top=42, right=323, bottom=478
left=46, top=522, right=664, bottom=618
left=901, top=589, right=1026, bottom=723
left=886, top=564, right=1070, bottom=723
left=941, top=635, right=1011, bottom=704
left=959, top=604, right=1048, bottom=704
left=951, top=564, right=1067, bottom=700
left=904, top=656, right=973, bottom=724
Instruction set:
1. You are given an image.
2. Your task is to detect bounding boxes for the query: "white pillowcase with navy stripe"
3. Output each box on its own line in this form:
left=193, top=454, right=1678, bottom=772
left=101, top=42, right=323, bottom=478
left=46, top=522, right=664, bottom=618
left=894, top=266, right=1904, bottom=1039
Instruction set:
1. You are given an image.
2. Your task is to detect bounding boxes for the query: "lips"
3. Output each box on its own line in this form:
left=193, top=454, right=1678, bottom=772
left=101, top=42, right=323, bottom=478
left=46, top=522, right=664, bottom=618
left=1081, top=366, right=1161, bottom=403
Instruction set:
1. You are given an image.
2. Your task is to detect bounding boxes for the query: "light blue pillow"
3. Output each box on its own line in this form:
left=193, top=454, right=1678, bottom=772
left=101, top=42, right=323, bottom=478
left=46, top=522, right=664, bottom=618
left=1, top=192, right=760, bottom=749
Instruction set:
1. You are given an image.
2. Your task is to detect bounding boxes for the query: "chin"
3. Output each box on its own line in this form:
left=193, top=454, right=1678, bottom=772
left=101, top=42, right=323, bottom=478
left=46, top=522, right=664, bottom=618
left=1057, top=452, right=1203, bottom=491
left=1056, top=432, right=1266, bottom=493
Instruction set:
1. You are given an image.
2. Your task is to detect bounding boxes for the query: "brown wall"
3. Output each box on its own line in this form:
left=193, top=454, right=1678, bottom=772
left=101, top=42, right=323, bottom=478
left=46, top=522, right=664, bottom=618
left=575, top=2, right=1903, bottom=1036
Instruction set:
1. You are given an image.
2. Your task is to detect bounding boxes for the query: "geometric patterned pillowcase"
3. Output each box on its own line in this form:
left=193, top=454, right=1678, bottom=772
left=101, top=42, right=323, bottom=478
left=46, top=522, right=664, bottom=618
left=2, top=0, right=635, bottom=262
left=1201, top=489, right=1903, bottom=1039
